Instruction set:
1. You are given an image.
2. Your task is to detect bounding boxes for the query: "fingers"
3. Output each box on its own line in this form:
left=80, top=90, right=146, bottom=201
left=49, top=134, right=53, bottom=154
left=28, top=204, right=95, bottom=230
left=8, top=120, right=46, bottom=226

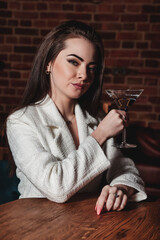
left=95, top=185, right=110, bottom=215
left=117, top=194, right=128, bottom=211
left=95, top=185, right=128, bottom=215
left=112, top=190, right=128, bottom=211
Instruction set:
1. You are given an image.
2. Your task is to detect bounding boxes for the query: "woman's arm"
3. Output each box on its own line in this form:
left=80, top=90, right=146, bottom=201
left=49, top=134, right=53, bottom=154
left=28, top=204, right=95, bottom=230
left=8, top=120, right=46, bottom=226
left=7, top=116, right=110, bottom=203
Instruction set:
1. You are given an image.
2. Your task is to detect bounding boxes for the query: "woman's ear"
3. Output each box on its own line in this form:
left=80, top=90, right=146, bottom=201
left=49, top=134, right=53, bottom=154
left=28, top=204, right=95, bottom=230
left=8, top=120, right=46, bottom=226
left=46, top=62, right=52, bottom=72
left=45, top=62, right=52, bottom=75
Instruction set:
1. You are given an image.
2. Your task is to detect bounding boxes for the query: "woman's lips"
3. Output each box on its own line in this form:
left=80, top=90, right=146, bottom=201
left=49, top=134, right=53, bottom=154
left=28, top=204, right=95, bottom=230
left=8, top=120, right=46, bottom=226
left=72, top=83, right=83, bottom=89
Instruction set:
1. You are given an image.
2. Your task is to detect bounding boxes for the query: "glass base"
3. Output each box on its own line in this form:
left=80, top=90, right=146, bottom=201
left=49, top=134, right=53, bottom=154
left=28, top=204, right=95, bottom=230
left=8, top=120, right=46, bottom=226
left=114, top=142, right=137, bottom=149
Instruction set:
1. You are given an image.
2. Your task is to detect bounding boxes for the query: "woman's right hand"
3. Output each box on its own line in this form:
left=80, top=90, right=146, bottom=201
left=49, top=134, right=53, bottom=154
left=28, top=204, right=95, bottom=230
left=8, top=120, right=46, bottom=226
left=91, top=109, right=127, bottom=146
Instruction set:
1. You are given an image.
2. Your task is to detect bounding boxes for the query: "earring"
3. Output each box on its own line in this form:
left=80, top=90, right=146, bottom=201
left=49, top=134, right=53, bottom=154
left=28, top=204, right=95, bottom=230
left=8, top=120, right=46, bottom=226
left=45, top=70, right=50, bottom=75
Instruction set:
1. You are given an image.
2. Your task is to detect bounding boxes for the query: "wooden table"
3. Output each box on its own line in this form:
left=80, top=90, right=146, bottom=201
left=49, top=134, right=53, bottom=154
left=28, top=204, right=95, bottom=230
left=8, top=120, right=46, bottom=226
left=0, top=193, right=159, bottom=240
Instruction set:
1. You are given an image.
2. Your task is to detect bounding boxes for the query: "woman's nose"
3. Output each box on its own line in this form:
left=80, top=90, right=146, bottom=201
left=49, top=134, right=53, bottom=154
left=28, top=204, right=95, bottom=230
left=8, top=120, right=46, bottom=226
left=77, top=68, right=87, bottom=81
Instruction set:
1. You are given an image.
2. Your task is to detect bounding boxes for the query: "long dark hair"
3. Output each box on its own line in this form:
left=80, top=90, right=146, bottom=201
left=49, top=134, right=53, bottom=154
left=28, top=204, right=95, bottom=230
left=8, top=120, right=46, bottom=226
left=19, top=20, right=104, bottom=116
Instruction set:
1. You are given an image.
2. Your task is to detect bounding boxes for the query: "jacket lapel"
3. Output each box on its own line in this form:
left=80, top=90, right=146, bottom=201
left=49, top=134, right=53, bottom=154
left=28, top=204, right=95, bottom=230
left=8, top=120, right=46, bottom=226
left=75, top=104, right=98, bottom=144
left=39, top=95, right=98, bottom=154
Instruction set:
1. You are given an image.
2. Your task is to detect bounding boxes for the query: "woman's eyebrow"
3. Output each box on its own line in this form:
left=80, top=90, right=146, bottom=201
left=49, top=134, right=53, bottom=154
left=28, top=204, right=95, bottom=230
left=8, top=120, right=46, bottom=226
left=67, top=54, right=97, bottom=65
left=67, top=54, right=84, bottom=62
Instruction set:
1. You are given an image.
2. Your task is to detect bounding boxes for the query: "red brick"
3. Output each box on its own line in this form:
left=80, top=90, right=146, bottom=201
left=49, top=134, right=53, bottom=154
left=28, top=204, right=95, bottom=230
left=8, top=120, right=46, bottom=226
left=103, top=23, right=122, bottom=31
left=99, top=32, right=116, bottom=40
left=115, top=59, right=131, bottom=67
left=15, top=28, right=38, bottom=35
left=22, top=55, right=34, bottom=63
left=123, top=23, right=135, bottom=31
left=10, top=71, right=20, bottom=78
left=142, top=87, right=157, bottom=95
left=131, top=104, right=152, bottom=112
left=127, top=77, right=143, bottom=85
left=141, top=51, right=160, bottom=58
left=138, top=113, right=157, bottom=120
left=4, top=88, right=16, bottom=95
left=0, top=1, right=7, bottom=8
left=9, top=54, right=22, bottom=62
left=6, top=36, right=18, bottom=44
left=145, top=60, right=159, bottom=68
left=136, top=42, right=148, bottom=49
left=113, top=76, right=125, bottom=84
left=152, top=24, right=160, bottom=31
left=49, top=3, right=62, bottom=11
left=0, top=45, right=12, bottom=52
left=33, top=20, right=46, bottom=28
left=122, top=42, right=134, bottom=48
left=148, top=96, right=160, bottom=104
left=17, top=89, right=25, bottom=95
left=64, top=13, right=92, bottom=21
left=12, top=62, right=32, bottom=70
left=22, top=3, right=36, bottom=10
left=8, top=20, right=18, bottom=26
left=8, top=2, right=21, bottom=10
left=121, top=14, right=147, bottom=22
left=95, top=14, right=119, bottom=22
left=20, top=20, right=32, bottom=27
left=145, top=33, right=160, bottom=41
left=0, top=79, right=9, bottom=87
left=0, top=10, right=12, bottom=18
left=0, top=36, right=4, bottom=43
left=144, top=78, right=158, bottom=85
left=0, top=70, right=8, bottom=77
left=111, top=50, right=138, bottom=58
left=117, top=32, right=142, bottom=40
left=130, top=60, right=144, bottom=67
left=62, top=4, right=74, bottom=11
left=19, top=37, right=32, bottom=44
left=154, top=106, right=160, bottom=112
left=103, top=40, right=120, bottom=48
left=148, top=122, right=160, bottom=130
left=98, top=4, right=111, bottom=12
left=142, top=5, right=156, bottom=13
left=14, top=46, right=37, bottom=54
left=151, top=41, right=160, bottom=49
left=139, top=68, right=160, bottom=75
left=14, top=11, right=38, bottom=19
left=127, top=5, right=141, bottom=12
left=137, top=23, right=150, bottom=31
left=37, top=3, right=48, bottom=10
left=11, top=80, right=26, bottom=87
left=150, top=15, right=160, bottom=22
left=0, top=27, right=12, bottom=34
left=113, top=5, right=125, bottom=13
left=0, top=19, right=6, bottom=25
left=0, top=96, right=20, bottom=104
left=75, top=4, right=96, bottom=12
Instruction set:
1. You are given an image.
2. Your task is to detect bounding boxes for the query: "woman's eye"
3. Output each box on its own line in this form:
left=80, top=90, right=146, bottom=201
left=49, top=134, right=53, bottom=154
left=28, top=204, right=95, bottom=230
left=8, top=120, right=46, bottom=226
left=88, top=66, right=97, bottom=72
left=68, top=60, right=79, bottom=66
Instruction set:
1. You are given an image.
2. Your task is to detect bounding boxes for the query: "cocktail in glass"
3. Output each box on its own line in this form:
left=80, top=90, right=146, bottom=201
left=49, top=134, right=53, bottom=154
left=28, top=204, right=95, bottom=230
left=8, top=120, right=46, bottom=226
left=106, top=89, right=144, bottom=148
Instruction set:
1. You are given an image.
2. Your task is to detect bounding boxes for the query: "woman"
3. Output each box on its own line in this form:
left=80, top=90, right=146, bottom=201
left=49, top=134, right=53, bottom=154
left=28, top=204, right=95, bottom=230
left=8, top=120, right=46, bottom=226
left=6, top=20, right=147, bottom=215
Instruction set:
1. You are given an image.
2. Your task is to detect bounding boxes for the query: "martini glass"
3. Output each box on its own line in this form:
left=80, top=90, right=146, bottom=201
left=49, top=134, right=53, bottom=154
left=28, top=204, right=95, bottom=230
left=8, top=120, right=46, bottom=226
left=106, top=89, right=144, bottom=148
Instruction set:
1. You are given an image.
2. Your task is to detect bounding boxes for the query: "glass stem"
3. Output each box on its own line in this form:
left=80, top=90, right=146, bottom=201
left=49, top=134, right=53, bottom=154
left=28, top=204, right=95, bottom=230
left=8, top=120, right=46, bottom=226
left=122, top=127, right=126, bottom=144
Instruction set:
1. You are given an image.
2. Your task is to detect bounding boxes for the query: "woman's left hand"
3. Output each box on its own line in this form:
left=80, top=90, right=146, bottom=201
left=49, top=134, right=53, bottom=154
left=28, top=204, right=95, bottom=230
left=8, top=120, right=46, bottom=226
left=95, top=185, right=133, bottom=215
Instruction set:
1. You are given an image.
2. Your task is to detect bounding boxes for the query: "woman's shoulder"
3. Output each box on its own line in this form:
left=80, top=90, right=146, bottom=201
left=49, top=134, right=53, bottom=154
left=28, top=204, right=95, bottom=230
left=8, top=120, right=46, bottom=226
left=7, top=105, right=38, bottom=124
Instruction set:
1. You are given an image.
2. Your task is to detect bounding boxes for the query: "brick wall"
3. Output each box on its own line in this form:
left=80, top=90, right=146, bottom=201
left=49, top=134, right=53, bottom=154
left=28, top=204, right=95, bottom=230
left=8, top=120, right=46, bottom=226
left=0, top=0, right=160, bottom=132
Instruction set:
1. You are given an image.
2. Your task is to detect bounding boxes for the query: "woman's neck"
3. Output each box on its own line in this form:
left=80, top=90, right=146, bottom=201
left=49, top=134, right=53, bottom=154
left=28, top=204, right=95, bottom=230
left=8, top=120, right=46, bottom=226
left=51, top=94, right=76, bottom=120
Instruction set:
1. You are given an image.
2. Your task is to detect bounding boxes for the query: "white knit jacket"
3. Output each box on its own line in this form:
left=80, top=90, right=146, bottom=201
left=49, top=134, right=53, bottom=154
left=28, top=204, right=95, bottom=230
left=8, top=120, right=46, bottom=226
left=7, top=95, right=147, bottom=203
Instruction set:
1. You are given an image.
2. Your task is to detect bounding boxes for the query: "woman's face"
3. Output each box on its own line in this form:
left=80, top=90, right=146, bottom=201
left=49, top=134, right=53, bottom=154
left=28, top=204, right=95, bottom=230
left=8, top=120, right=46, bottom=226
left=48, top=37, right=97, bottom=102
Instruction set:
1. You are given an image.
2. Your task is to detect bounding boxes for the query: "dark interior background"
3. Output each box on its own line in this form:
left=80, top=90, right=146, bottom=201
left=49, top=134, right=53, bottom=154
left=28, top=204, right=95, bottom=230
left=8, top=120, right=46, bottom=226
left=0, top=0, right=160, bottom=135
